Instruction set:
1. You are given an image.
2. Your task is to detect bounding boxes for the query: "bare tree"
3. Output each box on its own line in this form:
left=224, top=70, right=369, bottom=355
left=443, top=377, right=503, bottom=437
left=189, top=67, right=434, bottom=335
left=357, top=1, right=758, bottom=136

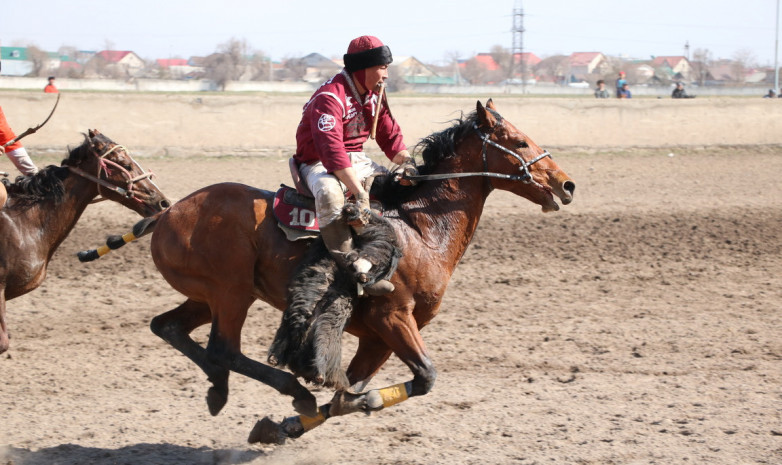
left=443, top=50, right=462, bottom=66
left=691, top=48, right=712, bottom=86
left=281, top=56, right=307, bottom=82
left=203, top=38, right=249, bottom=90
left=57, top=46, right=78, bottom=60
left=84, top=54, right=116, bottom=79
left=24, top=46, right=49, bottom=77
left=534, top=55, right=569, bottom=84
left=55, top=45, right=85, bottom=77
left=247, top=51, right=272, bottom=81
left=460, top=57, right=488, bottom=85
left=490, top=45, right=512, bottom=81
left=731, top=48, right=757, bottom=84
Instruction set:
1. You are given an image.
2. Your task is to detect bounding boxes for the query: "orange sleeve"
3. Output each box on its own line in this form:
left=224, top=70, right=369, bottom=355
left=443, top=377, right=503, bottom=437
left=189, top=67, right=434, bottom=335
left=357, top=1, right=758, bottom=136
left=0, top=106, right=23, bottom=151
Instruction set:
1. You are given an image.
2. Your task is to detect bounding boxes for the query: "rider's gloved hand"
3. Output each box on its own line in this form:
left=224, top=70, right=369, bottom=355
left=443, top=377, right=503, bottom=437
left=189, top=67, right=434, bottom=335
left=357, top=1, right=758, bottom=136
left=356, top=191, right=371, bottom=212
left=398, top=160, right=418, bottom=186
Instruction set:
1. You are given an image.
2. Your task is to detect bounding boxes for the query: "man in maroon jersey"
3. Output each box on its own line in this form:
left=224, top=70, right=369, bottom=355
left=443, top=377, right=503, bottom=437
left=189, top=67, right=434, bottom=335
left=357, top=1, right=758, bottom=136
left=293, top=35, right=413, bottom=295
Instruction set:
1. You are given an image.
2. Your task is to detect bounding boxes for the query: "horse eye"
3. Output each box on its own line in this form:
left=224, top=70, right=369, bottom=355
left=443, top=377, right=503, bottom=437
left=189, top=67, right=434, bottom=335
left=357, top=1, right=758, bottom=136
left=116, top=157, right=133, bottom=170
left=516, top=140, right=529, bottom=149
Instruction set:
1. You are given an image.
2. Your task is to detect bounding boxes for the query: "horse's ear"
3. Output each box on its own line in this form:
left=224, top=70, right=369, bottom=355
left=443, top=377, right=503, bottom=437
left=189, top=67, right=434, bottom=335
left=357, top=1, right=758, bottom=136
left=486, top=99, right=496, bottom=110
left=88, top=129, right=96, bottom=138
left=476, top=100, right=498, bottom=130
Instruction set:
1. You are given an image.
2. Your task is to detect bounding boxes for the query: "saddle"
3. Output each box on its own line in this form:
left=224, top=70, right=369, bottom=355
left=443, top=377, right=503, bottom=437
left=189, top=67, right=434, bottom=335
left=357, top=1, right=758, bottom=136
left=275, top=158, right=383, bottom=241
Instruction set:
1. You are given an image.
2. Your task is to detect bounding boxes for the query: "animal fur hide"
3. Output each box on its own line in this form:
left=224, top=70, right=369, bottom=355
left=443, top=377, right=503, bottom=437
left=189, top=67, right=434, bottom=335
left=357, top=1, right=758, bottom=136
left=268, top=203, right=402, bottom=389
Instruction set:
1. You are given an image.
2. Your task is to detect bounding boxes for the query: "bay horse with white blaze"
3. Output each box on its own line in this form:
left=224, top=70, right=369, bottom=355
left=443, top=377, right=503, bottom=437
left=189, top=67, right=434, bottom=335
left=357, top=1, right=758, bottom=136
left=139, top=100, right=574, bottom=443
left=0, top=130, right=170, bottom=354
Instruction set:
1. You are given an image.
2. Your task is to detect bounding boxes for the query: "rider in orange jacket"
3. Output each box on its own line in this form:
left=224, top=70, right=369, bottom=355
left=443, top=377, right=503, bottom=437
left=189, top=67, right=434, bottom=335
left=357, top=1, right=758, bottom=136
left=0, top=105, right=40, bottom=208
left=0, top=106, right=40, bottom=176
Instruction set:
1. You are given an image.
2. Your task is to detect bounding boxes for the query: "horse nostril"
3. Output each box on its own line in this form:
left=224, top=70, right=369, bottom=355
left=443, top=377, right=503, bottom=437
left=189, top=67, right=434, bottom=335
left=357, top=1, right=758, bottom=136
left=564, top=181, right=575, bottom=196
left=159, top=199, right=172, bottom=210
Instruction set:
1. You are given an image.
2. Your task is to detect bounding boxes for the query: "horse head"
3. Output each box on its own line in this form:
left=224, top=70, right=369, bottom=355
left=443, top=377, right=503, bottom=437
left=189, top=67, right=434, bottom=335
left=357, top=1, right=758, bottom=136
left=474, top=99, right=575, bottom=212
left=65, top=129, right=171, bottom=216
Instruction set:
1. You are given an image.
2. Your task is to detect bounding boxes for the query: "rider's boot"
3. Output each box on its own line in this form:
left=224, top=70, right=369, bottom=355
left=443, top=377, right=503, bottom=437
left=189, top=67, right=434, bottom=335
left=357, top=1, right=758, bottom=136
left=319, top=220, right=394, bottom=296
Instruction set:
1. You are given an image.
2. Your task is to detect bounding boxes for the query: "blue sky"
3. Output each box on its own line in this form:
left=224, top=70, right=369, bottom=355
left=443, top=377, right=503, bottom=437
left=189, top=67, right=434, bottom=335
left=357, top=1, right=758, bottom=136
left=3, top=0, right=780, bottom=66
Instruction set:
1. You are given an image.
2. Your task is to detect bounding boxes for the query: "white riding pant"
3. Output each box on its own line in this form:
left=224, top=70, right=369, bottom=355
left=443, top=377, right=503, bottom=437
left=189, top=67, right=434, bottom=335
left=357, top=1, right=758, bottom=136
left=300, top=152, right=388, bottom=226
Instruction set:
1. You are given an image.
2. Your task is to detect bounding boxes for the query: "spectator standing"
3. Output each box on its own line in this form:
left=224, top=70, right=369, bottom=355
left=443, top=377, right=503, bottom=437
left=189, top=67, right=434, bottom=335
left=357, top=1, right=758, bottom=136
left=594, top=79, right=611, bottom=98
left=615, top=71, right=627, bottom=98
left=44, top=76, right=58, bottom=93
left=763, top=89, right=776, bottom=98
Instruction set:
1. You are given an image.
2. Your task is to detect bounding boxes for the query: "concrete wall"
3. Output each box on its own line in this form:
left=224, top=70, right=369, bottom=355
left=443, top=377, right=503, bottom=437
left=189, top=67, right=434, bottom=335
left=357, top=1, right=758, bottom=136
left=1, top=91, right=780, bottom=158
left=0, top=76, right=770, bottom=97
left=0, top=76, right=317, bottom=93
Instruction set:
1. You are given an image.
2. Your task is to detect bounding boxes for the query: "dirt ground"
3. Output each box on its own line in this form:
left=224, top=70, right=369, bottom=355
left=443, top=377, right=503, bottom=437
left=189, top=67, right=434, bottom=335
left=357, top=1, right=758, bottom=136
left=1, top=138, right=781, bottom=464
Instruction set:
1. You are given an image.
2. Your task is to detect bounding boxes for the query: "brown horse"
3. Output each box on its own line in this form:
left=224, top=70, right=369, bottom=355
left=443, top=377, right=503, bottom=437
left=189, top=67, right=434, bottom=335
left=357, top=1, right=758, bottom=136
left=0, top=129, right=170, bottom=354
left=135, top=100, right=574, bottom=443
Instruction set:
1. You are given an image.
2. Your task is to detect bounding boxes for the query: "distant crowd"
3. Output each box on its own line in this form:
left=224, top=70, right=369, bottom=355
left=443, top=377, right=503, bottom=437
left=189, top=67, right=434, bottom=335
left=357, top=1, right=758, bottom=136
left=595, top=71, right=780, bottom=99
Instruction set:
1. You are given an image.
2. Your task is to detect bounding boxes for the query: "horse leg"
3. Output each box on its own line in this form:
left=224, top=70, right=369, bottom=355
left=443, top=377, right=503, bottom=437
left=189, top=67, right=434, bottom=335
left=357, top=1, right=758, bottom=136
left=248, top=336, right=394, bottom=444
left=149, top=299, right=231, bottom=415
left=0, top=293, right=9, bottom=354
left=203, top=293, right=318, bottom=419
left=333, top=310, right=436, bottom=413
left=249, top=316, right=435, bottom=444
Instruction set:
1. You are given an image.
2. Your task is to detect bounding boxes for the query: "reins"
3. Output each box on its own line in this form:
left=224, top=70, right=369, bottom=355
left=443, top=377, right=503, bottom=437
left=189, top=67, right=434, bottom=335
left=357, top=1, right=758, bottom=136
left=67, top=143, right=155, bottom=203
left=403, top=123, right=551, bottom=188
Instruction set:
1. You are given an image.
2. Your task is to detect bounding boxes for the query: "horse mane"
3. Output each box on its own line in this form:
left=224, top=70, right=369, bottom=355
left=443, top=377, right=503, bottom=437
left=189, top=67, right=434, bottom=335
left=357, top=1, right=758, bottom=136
left=2, top=133, right=95, bottom=207
left=372, top=108, right=503, bottom=208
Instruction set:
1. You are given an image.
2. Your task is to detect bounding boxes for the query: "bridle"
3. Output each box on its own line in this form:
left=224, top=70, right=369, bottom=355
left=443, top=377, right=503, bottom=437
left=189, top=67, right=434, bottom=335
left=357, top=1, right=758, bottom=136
left=67, top=143, right=156, bottom=203
left=403, top=122, right=551, bottom=188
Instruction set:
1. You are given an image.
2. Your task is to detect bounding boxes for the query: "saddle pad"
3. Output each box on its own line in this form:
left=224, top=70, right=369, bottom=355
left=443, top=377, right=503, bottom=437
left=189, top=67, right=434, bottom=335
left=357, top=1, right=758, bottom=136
left=273, top=185, right=320, bottom=232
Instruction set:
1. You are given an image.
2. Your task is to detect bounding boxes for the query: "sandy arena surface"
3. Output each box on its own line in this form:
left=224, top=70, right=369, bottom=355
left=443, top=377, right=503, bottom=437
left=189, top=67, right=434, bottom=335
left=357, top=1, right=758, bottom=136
left=0, top=97, right=781, bottom=465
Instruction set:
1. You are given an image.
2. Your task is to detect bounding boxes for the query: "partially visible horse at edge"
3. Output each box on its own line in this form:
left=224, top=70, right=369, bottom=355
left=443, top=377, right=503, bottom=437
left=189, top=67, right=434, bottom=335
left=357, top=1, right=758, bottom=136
left=123, top=99, right=575, bottom=443
left=0, top=129, right=170, bottom=354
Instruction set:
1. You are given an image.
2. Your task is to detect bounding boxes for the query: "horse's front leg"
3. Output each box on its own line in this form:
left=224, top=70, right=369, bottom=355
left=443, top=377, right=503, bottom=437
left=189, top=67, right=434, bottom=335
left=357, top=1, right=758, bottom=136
left=248, top=312, right=436, bottom=444
left=0, top=292, right=9, bottom=354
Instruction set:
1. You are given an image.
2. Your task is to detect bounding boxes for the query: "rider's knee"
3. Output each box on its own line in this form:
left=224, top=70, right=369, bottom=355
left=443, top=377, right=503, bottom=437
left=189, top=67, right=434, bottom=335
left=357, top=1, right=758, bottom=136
left=314, top=185, right=345, bottom=226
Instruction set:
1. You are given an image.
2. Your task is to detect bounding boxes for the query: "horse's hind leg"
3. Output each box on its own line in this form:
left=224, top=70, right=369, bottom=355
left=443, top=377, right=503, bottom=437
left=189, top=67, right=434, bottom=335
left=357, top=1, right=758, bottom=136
left=0, top=294, right=10, bottom=354
left=204, top=293, right=319, bottom=418
left=150, top=299, right=231, bottom=416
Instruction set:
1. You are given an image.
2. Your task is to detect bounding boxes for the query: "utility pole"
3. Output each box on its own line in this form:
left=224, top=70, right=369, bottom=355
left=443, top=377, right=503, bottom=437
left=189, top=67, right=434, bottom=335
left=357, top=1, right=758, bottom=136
left=775, top=0, right=780, bottom=93
left=684, top=40, right=690, bottom=61
left=511, top=0, right=525, bottom=92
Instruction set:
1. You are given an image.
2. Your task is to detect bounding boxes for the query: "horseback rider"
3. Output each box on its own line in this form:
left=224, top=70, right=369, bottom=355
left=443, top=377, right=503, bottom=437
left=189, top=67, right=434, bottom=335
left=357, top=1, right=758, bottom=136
left=0, top=107, right=40, bottom=176
left=0, top=105, right=40, bottom=207
left=292, top=35, right=413, bottom=296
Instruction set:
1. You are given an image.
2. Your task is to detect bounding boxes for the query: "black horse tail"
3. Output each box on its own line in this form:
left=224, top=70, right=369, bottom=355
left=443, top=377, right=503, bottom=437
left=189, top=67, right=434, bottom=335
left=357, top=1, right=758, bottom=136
left=77, top=213, right=161, bottom=263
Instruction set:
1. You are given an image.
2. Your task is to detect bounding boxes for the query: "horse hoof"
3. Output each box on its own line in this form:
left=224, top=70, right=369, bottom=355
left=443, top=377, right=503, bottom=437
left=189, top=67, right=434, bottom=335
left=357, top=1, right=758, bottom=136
left=0, top=334, right=9, bottom=355
left=292, top=395, right=318, bottom=418
left=248, top=417, right=286, bottom=445
left=329, top=390, right=367, bottom=417
left=206, top=386, right=228, bottom=416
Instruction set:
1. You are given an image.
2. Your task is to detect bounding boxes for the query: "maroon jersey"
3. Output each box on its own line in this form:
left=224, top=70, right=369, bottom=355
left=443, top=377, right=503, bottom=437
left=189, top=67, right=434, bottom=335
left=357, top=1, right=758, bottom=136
left=294, top=70, right=406, bottom=173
